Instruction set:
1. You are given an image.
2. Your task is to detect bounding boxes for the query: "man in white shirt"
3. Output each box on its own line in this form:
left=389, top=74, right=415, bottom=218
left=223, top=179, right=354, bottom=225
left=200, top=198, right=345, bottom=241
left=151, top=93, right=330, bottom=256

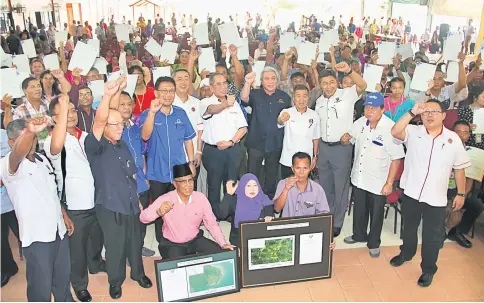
left=44, top=95, right=105, bottom=302
left=315, top=65, right=367, bottom=237
left=390, top=100, right=471, bottom=287
left=340, top=92, right=404, bottom=257
left=2, top=117, right=74, bottom=301
left=200, top=73, right=248, bottom=217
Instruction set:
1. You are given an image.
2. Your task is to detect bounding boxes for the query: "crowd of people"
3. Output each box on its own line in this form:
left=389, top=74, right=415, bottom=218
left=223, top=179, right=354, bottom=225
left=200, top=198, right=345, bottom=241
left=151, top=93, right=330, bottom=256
left=0, top=11, right=483, bottom=303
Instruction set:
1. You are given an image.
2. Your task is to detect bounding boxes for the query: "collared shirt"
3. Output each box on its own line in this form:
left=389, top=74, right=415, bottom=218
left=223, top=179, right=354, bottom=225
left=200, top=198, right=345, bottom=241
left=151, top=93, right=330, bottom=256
left=315, top=85, right=360, bottom=142
left=173, top=94, right=203, bottom=157
left=350, top=116, right=405, bottom=195
left=85, top=135, right=139, bottom=215
left=383, top=96, right=415, bottom=123
left=0, top=130, right=13, bottom=214
left=122, top=121, right=149, bottom=194
left=274, top=179, right=330, bottom=218
left=1, top=153, right=67, bottom=247
left=77, top=108, right=96, bottom=133
left=245, top=88, right=291, bottom=152
left=278, top=107, right=320, bottom=167
left=44, top=129, right=95, bottom=210
left=200, top=95, right=248, bottom=145
left=140, top=190, right=228, bottom=247
left=140, top=106, right=196, bottom=183
left=394, top=125, right=471, bottom=207
left=12, top=97, right=52, bottom=152
left=415, top=83, right=457, bottom=110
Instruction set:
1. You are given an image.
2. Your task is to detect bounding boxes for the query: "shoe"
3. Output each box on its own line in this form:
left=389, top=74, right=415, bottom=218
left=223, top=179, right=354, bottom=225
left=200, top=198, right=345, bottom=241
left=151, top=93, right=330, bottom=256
left=1, top=267, right=18, bottom=287
left=417, top=273, right=434, bottom=287
left=369, top=248, right=380, bottom=258
left=142, top=247, right=155, bottom=257
left=333, top=227, right=342, bottom=238
left=109, top=285, right=122, bottom=299
left=448, top=231, right=472, bottom=248
left=343, top=236, right=357, bottom=244
left=390, top=254, right=409, bottom=267
left=75, top=290, right=92, bottom=302
left=136, top=275, right=153, bottom=288
left=89, top=260, right=106, bottom=274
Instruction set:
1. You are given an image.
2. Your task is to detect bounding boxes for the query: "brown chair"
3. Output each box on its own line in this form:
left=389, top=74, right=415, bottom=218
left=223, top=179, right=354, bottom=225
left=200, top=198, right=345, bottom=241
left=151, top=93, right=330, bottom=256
left=443, top=109, right=458, bottom=130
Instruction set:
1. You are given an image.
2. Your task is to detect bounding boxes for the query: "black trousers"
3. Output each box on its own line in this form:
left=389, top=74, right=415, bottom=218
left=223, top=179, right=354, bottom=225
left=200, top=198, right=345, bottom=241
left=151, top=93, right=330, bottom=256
left=400, top=194, right=446, bottom=275
left=280, top=164, right=293, bottom=180
left=352, top=187, right=386, bottom=249
left=95, top=205, right=144, bottom=287
left=23, top=234, right=73, bottom=302
left=67, top=208, right=104, bottom=291
left=158, top=230, right=222, bottom=260
left=202, top=144, right=240, bottom=218
left=453, top=196, right=484, bottom=234
left=1, top=210, right=20, bottom=276
left=149, top=181, right=175, bottom=243
left=247, top=148, right=281, bottom=199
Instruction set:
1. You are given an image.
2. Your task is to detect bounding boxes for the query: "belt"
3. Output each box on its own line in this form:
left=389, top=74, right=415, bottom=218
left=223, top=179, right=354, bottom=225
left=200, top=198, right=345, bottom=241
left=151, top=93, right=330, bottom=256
left=204, top=143, right=237, bottom=149
left=321, top=140, right=341, bottom=146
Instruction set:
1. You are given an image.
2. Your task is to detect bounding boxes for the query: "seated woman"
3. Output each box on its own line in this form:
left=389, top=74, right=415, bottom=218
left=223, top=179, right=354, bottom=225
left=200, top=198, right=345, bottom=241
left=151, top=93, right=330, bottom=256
left=217, top=173, right=275, bottom=247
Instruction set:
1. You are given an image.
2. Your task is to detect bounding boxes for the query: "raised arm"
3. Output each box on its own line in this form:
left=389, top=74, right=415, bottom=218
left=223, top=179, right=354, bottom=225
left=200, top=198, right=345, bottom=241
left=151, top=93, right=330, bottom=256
left=92, top=79, right=122, bottom=141
left=1, top=94, right=13, bottom=129
left=58, top=41, right=68, bottom=73
left=392, top=102, right=426, bottom=141
left=455, top=52, right=467, bottom=93
left=49, top=94, right=70, bottom=155
left=265, top=34, right=276, bottom=65
left=228, top=45, right=244, bottom=89
left=109, top=76, right=127, bottom=109
left=141, top=98, right=162, bottom=141
left=240, top=72, right=256, bottom=103
left=51, top=69, right=72, bottom=95
left=204, top=96, right=233, bottom=115
left=274, top=178, right=296, bottom=213
left=280, top=50, right=293, bottom=82
left=334, top=61, right=367, bottom=94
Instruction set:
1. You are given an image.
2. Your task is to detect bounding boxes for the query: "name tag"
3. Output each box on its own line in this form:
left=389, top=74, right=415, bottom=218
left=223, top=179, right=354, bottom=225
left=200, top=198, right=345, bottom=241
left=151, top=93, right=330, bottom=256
left=304, top=201, right=314, bottom=208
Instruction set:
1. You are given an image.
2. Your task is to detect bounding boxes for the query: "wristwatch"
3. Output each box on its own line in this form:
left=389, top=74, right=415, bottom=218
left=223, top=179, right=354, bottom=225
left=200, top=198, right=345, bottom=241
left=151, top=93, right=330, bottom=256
left=408, top=110, right=416, bottom=118
left=345, top=69, right=353, bottom=76
left=189, top=160, right=196, bottom=165
left=425, top=93, right=431, bottom=97
left=229, top=140, right=235, bottom=146
left=456, top=193, right=466, bottom=197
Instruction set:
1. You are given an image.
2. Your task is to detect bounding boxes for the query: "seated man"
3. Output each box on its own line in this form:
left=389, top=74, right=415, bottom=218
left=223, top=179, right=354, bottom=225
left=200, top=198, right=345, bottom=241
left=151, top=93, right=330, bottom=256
left=447, top=121, right=484, bottom=248
left=274, top=152, right=330, bottom=217
left=139, top=163, right=236, bottom=259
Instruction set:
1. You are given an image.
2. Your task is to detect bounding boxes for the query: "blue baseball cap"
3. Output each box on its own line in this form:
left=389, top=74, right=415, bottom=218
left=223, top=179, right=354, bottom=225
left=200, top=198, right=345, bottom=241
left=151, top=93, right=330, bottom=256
left=363, top=92, right=384, bottom=107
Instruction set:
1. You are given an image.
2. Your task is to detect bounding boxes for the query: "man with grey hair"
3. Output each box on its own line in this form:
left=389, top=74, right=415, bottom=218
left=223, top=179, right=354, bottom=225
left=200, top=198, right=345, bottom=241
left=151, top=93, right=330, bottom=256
left=1, top=117, right=75, bottom=302
left=200, top=73, right=248, bottom=216
left=240, top=67, right=291, bottom=199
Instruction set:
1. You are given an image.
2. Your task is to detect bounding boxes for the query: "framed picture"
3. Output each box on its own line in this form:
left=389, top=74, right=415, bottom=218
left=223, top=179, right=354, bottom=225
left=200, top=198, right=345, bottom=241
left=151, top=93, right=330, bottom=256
left=154, top=250, right=240, bottom=302
left=240, top=214, right=333, bottom=288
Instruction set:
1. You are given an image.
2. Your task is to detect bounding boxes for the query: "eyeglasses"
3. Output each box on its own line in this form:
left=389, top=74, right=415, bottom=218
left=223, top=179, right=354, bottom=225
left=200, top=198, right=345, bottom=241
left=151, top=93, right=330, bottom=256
left=156, top=89, right=176, bottom=95
left=106, top=122, right=125, bottom=128
left=174, top=177, right=195, bottom=185
left=421, top=110, right=442, bottom=117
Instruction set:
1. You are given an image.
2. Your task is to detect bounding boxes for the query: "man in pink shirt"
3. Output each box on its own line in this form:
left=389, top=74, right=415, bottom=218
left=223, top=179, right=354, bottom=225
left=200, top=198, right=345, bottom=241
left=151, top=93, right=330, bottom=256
left=140, top=163, right=236, bottom=259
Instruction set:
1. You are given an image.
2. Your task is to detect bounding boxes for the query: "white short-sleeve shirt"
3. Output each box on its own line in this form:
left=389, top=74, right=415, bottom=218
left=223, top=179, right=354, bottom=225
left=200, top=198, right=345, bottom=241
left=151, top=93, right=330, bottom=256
left=43, top=130, right=95, bottom=211
left=393, top=125, right=471, bottom=207
left=1, top=153, right=67, bottom=247
left=200, top=95, right=248, bottom=145
left=174, top=94, right=203, bottom=157
left=279, top=107, right=320, bottom=167
left=315, top=85, right=360, bottom=143
left=415, top=83, right=457, bottom=108
left=350, top=115, right=405, bottom=195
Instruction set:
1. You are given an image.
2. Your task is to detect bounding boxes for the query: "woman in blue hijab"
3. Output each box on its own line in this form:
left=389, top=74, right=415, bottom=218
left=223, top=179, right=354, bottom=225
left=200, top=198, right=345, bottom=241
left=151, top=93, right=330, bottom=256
left=216, top=173, right=274, bottom=247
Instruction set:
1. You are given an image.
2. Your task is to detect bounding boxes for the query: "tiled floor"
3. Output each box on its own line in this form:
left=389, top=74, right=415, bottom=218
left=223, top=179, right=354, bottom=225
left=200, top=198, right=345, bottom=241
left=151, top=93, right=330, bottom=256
left=2, top=211, right=484, bottom=302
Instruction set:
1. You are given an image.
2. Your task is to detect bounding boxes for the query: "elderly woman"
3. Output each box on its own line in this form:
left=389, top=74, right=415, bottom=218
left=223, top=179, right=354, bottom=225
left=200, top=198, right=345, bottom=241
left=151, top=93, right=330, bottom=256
left=458, top=85, right=484, bottom=150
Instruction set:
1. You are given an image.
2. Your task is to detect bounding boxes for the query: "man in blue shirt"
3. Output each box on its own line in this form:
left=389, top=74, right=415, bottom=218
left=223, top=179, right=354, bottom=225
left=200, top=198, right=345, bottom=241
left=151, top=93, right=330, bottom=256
left=114, top=91, right=155, bottom=258
left=140, top=77, right=196, bottom=243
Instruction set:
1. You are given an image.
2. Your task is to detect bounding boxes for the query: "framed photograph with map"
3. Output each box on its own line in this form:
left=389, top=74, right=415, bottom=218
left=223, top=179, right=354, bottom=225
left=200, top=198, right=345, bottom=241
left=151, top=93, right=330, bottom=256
left=154, top=250, right=240, bottom=302
left=240, top=214, right=334, bottom=288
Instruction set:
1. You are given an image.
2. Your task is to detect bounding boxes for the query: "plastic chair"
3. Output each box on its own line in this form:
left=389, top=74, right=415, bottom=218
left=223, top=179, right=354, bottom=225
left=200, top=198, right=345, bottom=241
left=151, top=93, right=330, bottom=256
left=384, top=159, right=405, bottom=238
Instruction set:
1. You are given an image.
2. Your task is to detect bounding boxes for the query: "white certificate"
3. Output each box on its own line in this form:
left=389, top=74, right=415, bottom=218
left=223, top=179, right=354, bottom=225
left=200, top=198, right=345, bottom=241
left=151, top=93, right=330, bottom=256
left=363, top=64, right=384, bottom=92
left=55, top=31, right=68, bottom=46
left=442, top=34, right=461, bottom=61
left=12, top=54, right=30, bottom=73
left=194, top=22, right=210, bottom=45
left=237, top=38, right=250, bottom=60
left=473, top=108, right=484, bottom=134
left=0, top=68, right=23, bottom=98
left=299, top=232, right=323, bottom=265
left=319, top=28, right=339, bottom=53
left=218, top=22, right=242, bottom=47
left=88, top=80, right=104, bottom=107
left=445, top=61, right=459, bottom=83
left=20, top=39, right=37, bottom=58
left=198, top=47, right=216, bottom=73
left=107, top=70, right=123, bottom=82
left=68, top=41, right=97, bottom=76
left=43, top=54, right=60, bottom=71
left=160, top=41, right=178, bottom=64
left=253, top=61, right=266, bottom=87
left=153, top=66, right=171, bottom=83
left=294, top=37, right=306, bottom=51
left=115, top=24, right=130, bottom=43
left=377, top=41, right=396, bottom=65
left=124, top=74, right=138, bottom=96
left=465, top=147, right=484, bottom=181
left=144, top=37, right=163, bottom=57
left=92, top=57, right=108, bottom=75
left=297, top=41, right=317, bottom=66
left=159, top=267, right=189, bottom=302
left=87, top=39, right=100, bottom=57
left=279, top=32, right=296, bottom=53
left=396, top=43, right=413, bottom=60
left=0, top=47, right=12, bottom=67
left=410, top=62, right=436, bottom=92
